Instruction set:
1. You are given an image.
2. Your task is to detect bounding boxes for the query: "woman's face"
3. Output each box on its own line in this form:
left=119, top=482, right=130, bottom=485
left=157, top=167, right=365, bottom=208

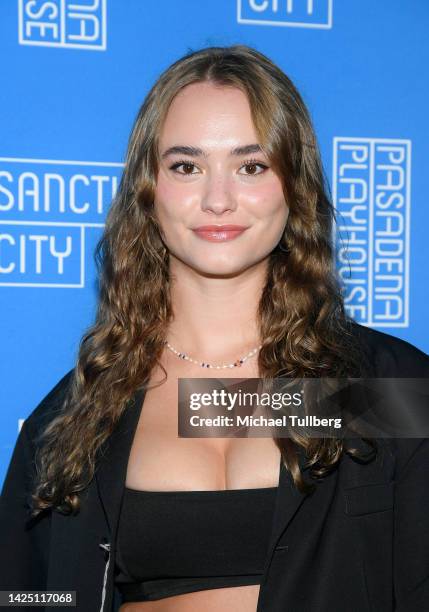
left=154, top=81, right=289, bottom=277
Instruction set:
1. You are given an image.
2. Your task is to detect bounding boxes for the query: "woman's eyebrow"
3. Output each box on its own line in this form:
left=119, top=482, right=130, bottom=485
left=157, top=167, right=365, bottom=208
left=161, top=144, right=263, bottom=159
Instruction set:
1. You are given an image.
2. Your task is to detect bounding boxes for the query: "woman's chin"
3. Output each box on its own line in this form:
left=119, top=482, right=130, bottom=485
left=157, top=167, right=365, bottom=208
left=191, top=259, right=264, bottom=279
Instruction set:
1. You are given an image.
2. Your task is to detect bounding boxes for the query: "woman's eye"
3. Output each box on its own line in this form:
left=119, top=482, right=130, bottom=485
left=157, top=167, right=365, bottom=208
left=239, top=161, right=268, bottom=176
left=169, top=161, right=199, bottom=175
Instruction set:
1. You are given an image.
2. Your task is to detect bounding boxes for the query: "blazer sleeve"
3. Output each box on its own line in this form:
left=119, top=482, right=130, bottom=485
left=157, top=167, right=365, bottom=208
left=368, top=330, right=429, bottom=610
left=0, top=369, right=74, bottom=592
left=394, top=437, right=429, bottom=611
left=353, top=323, right=429, bottom=609
left=0, top=419, right=52, bottom=591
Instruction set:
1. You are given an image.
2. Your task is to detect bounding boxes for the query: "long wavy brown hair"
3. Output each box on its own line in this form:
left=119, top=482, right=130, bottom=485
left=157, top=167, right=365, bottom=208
left=30, top=44, right=375, bottom=518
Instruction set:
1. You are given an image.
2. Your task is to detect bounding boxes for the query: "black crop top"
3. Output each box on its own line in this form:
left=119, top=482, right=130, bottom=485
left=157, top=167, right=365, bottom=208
left=115, top=486, right=278, bottom=602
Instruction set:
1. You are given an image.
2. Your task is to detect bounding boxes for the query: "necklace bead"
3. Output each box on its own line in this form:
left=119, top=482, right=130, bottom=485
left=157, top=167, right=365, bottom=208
left=164, top=341, right=262, bottom=369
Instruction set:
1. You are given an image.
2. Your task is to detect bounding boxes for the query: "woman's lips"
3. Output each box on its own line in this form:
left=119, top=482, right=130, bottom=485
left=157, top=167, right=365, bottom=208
left=192, top=227, right=248, bottom=242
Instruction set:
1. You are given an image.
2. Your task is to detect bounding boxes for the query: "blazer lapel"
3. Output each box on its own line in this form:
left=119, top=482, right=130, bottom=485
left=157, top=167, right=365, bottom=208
left=262, top=445, right=312, bottom=573
left=264, top=432, right=375, bottom=573
left=95, top=386, right=147, bottom=534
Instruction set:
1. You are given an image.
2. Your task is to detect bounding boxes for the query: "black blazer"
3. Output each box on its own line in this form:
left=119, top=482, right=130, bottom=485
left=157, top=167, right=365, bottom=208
left=1, top=322, right=429, bottom=612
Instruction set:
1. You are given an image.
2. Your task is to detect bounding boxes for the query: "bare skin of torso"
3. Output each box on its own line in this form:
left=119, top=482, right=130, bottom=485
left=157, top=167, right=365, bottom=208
left=118, top=349, right=281, bottom=612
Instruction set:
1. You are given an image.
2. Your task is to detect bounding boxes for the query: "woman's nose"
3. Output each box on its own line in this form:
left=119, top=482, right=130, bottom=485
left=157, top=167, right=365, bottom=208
left=200, top=174, right=237, bottom=215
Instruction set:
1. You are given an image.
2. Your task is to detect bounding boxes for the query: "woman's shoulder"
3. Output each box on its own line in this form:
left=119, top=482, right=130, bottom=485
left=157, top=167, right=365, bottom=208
left=346, top=321, right=429, bottom=474
left=24, top=368, right=75, bottom=441
left=348, top=320, right=429, bottom=377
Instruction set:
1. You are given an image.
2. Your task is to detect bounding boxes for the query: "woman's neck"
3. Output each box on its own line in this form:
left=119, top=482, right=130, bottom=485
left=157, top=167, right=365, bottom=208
left=166, top=258, right=267, bottom=362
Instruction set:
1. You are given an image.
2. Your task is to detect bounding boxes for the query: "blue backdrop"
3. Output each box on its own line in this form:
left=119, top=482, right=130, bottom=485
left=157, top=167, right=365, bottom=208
left=1, top=0, right=428, bottom=486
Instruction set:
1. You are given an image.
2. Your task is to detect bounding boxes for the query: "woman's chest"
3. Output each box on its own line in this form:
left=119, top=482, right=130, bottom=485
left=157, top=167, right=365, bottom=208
left=125, top=370, right=281, bottom=492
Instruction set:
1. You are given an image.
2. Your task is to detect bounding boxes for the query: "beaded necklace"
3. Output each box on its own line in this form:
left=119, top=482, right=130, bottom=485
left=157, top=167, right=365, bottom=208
left=165, top=340, right=262, bottom=369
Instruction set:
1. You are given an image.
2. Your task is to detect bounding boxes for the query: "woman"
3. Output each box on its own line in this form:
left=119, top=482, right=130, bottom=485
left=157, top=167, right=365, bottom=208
left=1, top=45, right=428, bottom=612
